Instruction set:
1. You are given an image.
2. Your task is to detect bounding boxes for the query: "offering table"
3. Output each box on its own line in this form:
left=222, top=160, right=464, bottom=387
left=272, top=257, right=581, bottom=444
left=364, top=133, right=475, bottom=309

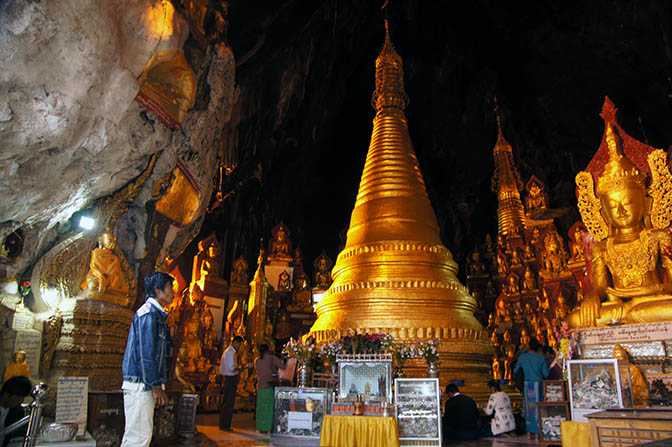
left=319, top=415, right=399, bottom=447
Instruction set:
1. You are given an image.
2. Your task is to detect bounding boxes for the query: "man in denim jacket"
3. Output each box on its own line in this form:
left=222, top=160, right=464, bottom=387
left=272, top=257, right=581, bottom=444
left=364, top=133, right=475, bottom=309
left=120, top=272, right=174, bottom=447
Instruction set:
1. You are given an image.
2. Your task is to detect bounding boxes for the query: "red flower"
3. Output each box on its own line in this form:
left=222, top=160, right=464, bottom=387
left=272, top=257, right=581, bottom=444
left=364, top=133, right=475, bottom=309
left=21, top=281, right=30, bottom=288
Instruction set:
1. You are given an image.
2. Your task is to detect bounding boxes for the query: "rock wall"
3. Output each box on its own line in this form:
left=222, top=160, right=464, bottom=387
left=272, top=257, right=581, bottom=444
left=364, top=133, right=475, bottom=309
left=0, top=0, right=236, bottom=276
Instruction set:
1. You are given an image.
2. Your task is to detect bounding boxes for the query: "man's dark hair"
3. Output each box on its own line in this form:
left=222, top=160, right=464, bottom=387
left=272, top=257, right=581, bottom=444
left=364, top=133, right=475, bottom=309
left=487, top=379, right=501, bottom=391
left=144, top=272, right=174, bottom=298
left=232, top=336, right=244, bottom=343
left=445, top=383, right=459, bottom=394
left=1, top=376, right=32, bottom=397
left=259, top=344, right=269, bottom=358
left=543, top=345, right=555, bottom=356
left=529, top=337, right=542, bottom=352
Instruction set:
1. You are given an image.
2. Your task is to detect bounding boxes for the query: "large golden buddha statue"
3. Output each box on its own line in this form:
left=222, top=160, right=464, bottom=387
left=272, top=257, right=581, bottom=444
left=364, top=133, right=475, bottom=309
left=568, top=120, right=672, bottom=328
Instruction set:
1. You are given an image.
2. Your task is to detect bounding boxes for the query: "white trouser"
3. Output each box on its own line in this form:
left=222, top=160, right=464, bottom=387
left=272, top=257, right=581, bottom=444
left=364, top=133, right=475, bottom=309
left=121, top=389, right=155, bottom=447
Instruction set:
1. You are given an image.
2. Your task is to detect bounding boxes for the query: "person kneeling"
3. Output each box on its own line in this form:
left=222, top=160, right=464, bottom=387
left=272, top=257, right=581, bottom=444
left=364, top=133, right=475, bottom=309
left=483, top=380, right=515, bottom=437
left=443, top=384, right=479, bottom=441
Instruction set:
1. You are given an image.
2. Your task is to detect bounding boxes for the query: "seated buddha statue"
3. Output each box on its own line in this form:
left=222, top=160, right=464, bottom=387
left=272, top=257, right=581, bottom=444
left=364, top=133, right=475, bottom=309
left=3, top=349, right=30, bottom=382
left=568, top=123, right=672, bottom=328
left=496, top=251, right=508, bottom=276
left=277, top=270, right=291, bottom=291
left=230, top=256, right=249, bottom=287
left=523, top=245, right=536, bottom=263
left=522, top=266, right=537, bottom=292
left=81, top=231, right=130, bottom=306
left=268, top=224, right=292, bottom=263
left=492, top=355, right=502, bottom=380
left=313, top=254, right=333, bottom=290
left=495, top=297, right=511, bottom=323
left=288, top=272, right=312, bottom=312
left=467, top=251, right=487, bottom=277
left=195, top=238, right=223, bottom=281
left=506, top=273, right=520, bottom=296
left=570, top=226, right=586, bottom=261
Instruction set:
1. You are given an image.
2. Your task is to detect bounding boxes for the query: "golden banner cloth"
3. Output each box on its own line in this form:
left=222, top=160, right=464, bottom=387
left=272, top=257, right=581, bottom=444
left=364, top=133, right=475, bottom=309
left=319, top=415, right=399, bottom=447
left=561, top=421, right=590, bottom=447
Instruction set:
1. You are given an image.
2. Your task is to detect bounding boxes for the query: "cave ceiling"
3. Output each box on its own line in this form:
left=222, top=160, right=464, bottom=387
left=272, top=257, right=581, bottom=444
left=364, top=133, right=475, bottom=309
left=206, top=0, right=672, bottom=281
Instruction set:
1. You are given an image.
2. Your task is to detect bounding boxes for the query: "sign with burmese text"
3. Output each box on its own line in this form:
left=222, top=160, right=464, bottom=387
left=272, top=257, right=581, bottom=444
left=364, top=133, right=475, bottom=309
left=56, top=377, right=89, bottom=436
left=581, top=322, right=672, bottom=344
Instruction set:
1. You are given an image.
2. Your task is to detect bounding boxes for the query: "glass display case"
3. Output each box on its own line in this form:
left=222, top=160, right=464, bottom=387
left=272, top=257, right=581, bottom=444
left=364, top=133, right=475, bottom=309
left=272, top=387, right=328, bottom=439
left=394, top=378, right=442, bottom=445
left=567, top=359, right=633, bottom=422
left=337, top=354, right=393, bottom=402
left=537, top=402, right=570, bottom=445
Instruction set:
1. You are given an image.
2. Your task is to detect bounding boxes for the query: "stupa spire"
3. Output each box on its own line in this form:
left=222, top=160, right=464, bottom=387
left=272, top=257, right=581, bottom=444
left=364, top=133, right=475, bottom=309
left=310, top=22, right=491, bottom=387
left=491, top=104, right=526, bottom=236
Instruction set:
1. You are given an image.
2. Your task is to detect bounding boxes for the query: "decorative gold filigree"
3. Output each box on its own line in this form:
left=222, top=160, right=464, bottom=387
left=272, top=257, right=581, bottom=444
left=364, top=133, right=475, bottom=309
left=647, top=149, right=672, bottom=230
left=576, top=171, right=608, bottom=241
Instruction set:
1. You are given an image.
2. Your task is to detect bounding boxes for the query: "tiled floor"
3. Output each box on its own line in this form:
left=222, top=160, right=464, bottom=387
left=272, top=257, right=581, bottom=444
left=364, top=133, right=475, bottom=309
left=168, top=412, right=543, bottom=447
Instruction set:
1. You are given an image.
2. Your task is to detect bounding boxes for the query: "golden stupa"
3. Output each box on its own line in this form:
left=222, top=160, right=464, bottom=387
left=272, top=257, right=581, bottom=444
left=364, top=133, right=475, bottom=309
left=491, top=113, right=526, bottom=236
left=310, top=22, right=491, bottom=386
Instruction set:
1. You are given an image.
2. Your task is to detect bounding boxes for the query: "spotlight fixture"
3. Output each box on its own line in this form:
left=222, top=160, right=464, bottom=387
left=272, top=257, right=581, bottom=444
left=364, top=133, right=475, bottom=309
left=79, top=216, right=95, bottom=231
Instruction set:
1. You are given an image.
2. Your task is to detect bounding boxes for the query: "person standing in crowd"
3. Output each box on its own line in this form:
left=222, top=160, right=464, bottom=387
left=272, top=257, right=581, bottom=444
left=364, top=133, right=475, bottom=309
left=483, top=379, right=515, bottom=437
left=443, top=383, right=480, bottom=441
left=514, top=338, right=549, bottom=440
left=121, top=272, right=175, bottom=447
left=254, top=344, right=284, bottom=433
left=0, top=376, right=31, bottom=446
left=543, top=346, right=564, bottom=380
left=219, top=335, right=247, bottom=431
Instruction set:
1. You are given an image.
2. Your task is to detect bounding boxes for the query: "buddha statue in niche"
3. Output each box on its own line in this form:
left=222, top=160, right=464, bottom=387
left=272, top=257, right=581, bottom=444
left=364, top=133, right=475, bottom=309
left=496, top=251, right=508, bottom=276
left=313, top=253, right=333, bottom=290
left=506, top=273, right=520, bottom=295
left=3, top=349, right=30, bottom=382
left=568, top=124, right=672, bottom=328
left=288, top=272, right=312, bottom=312
left=570, top=226, right=586, bottom=261
left=230, top=256, right=249, bottom=287
left=522, top=266, right=537, bottom=292
left=519, top=328, right=531, bottom=351
left=277, top=270, right=291, bottom=291
left=492, top=355, right=502, bottom=380
left=81, top=230, right=130, bottom=306
left=523, top=245, right=536, bottom=263
left=268, top=223, right=292, bottom=263
left=195, top=238, right=223, bottom=281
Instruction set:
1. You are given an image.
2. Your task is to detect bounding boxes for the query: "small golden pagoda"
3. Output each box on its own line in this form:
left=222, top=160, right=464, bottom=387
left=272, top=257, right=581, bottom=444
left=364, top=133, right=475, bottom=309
left=491, top=113, right=527, bottom=237
left=310, top=22, right=491, bottom=386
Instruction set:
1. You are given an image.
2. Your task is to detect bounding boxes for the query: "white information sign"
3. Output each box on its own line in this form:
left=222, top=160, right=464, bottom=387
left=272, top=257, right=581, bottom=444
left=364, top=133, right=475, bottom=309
left=287, top=411, right=312, bottom=430
left=581, top=321, right=672, bottom=344
left=56, top=377, right=89, bottom=436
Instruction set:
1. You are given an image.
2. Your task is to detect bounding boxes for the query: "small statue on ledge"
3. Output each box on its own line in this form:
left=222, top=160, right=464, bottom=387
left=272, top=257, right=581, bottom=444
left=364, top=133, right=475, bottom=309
left=313, top=252, right=333, bottom=290
left=81, top=230, right=131, bottom=306
left=277, top=270, right=291, bottom=291
left=3, top=349, right=30, bottom=382
left=570, top=226, right=586, bottom=262
left=194, top=236, right=223, bottom=282
left=506, top=273, right=520, bottom=296
left=288, top=272, right=312, bottom=312
left=268, top=223, right=293, bottom=263
left=467, top=251, right=487, bottom=277
left=540, top=228, right=569, bottom=278
left=525, top=176, right=548, bottom=216
left=523, top=245, right=536, bottom=263
left=522, top=265, right=537, bottom=292
left=230, top=256, right=249, bottom=287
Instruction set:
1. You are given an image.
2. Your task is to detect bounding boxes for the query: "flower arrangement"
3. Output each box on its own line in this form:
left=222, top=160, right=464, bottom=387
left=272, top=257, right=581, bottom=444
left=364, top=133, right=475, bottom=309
left=320, top=340, right=343, bottom=365
left=392, top=342, right=418, bottom=365
left=282, top=338, right=317, bottom=362
left=415, top=340, right=440, bottom=365
left=341, top=333, right=393, bottom=354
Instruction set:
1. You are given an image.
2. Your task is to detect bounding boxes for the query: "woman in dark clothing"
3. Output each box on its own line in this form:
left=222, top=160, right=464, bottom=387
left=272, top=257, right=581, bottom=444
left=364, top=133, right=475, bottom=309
left=543, top=346, right=564, bottom=380
left=514, top=338, right=549, bottom=440
left=254, top=344, right=284, bottom=433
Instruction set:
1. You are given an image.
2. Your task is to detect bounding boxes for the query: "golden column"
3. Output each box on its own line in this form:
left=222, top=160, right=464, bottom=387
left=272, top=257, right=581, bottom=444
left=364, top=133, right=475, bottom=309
left=310, top=22, right=491, bottom=387
left=491, top=114, right=526, bottom=236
